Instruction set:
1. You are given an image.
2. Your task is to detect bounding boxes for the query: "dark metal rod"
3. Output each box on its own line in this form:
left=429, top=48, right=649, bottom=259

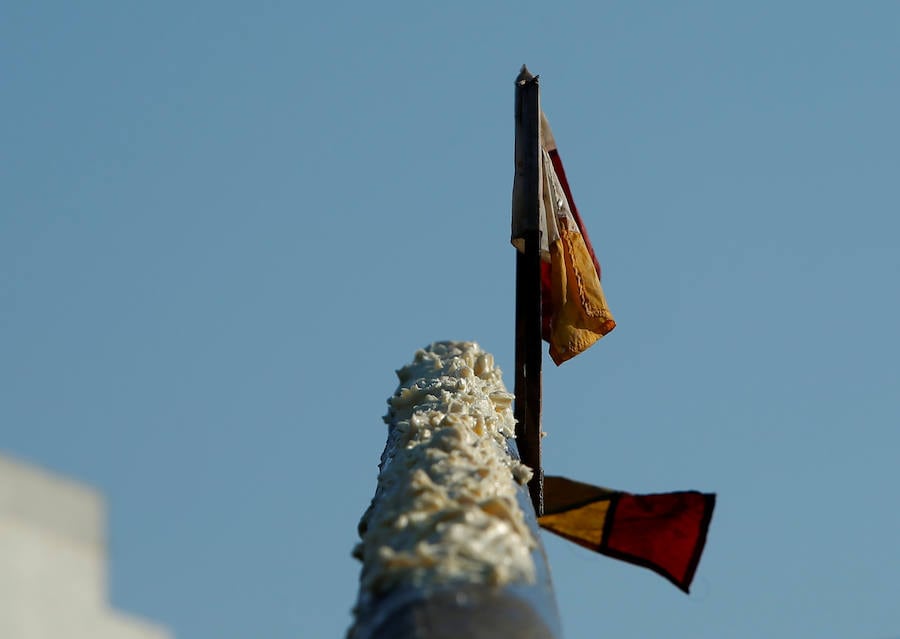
left=513, top=66, right=544, bottom=516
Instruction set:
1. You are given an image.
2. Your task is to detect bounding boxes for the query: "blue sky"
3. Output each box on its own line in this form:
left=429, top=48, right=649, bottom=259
left=2, top=2, right=899, bottom=638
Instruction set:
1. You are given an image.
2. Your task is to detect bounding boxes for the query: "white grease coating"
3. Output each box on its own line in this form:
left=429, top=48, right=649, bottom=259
left=354, top=341, right=536, bottom=595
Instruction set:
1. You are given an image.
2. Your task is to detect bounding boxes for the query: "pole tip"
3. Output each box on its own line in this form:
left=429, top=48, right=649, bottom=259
left=516, top=64, right=537, bottom=85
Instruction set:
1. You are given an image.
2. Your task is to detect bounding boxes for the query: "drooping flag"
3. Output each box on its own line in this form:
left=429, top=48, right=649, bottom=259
left=538, top=475, right=716, bottom=593
left=512, top=111, right=616, bottom=365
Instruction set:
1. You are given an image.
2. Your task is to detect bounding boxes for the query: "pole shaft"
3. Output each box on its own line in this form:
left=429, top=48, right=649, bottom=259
left=513, top=66, right=544, bottom=515
left=350, top=342, right=561, bottom=639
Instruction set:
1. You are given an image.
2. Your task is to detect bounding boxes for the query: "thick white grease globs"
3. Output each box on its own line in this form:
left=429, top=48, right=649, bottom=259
left=354, top=341, right=536, bottom=595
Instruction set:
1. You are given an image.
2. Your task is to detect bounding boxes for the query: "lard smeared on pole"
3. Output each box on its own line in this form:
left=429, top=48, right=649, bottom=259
left=354, top=341, right=537, bottom=595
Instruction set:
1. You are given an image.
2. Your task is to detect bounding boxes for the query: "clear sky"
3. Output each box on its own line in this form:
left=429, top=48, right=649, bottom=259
left=2, top=2, right=899, bottom=638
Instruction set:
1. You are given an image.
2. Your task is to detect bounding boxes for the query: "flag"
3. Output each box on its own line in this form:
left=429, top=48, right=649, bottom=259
left=512, top=112, right=615, bottom=365
left=539, top=475, right=715, bottom=593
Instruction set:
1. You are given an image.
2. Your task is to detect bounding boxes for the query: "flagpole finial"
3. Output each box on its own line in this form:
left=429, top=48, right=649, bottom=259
left=516, top=64, right=538, bottom=85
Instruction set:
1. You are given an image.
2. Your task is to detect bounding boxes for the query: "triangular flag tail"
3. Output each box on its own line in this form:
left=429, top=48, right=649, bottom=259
left=538, top=475, right=716, bottom=593
left=512, top=111, right=615, bottom=365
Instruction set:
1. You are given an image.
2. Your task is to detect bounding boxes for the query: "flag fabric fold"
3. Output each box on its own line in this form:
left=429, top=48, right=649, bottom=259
left=538, top=475, right=716, bottom=593
left=512, top=111, right=615, bottom=365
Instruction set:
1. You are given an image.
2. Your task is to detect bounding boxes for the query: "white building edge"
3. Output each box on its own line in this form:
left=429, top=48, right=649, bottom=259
left=0, top=453, right=173, bottom=639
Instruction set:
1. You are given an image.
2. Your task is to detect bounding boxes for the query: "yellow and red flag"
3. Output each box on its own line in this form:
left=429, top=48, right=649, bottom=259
left=510, top=81, right=715, bottom=593
left=513, top=112, right=616, bottom=365
left=539, top=476, right=715, bottom=593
